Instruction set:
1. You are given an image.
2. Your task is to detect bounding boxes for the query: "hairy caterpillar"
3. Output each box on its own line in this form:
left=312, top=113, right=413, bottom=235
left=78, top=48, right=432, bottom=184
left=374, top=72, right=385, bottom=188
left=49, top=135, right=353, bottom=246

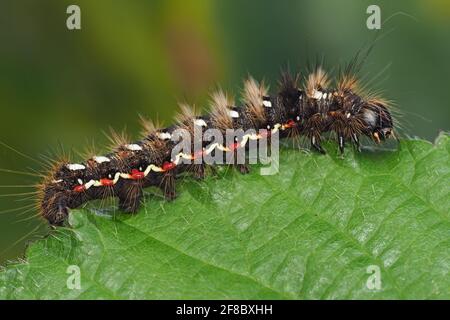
left=28, top=63, right=395, bottom=226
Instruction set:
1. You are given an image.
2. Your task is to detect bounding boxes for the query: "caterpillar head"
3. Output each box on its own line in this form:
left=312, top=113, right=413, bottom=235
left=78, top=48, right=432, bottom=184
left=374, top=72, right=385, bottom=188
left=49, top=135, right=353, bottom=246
left=38, top=162, right=88, bottom=226
left=339, top=88, right=394, bottom=144
left=362, top=101, right=394, bottom=143
left=337, top=72, right=394, bottom=144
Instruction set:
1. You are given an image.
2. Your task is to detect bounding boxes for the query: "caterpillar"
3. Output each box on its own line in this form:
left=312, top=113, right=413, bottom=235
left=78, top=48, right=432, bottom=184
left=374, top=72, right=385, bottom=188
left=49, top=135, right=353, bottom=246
left=33, top=64, right=394, bottom=226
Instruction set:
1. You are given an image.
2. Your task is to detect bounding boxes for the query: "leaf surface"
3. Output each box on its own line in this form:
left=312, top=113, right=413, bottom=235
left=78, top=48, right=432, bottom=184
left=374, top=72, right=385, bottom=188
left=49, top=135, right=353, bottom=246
left=1, top=134, right=449, bottom=299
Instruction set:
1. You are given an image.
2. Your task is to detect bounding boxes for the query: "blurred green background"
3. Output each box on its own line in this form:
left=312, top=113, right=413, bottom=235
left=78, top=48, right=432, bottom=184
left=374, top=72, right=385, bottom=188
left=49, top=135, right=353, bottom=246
left=0, top=0, right=449, bottom=264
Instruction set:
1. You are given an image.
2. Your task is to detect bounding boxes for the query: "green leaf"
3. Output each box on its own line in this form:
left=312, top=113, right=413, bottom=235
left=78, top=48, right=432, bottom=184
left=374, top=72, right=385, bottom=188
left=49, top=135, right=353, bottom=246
left=1, top=133, right=449, bottom=299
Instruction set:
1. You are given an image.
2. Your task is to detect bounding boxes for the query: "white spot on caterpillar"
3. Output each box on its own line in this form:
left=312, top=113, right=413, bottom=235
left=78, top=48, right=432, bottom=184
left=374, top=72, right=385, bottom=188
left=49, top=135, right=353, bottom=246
left=272, top=123, right=282, bottom=132
left=157, top=132, right=172, bottom=140
left=119, top=173, right=132, bottom=179
left=180, top=152, right=194, bottom=160
left=312, top=90, right=323, bottom=100
left=205, top=143, right=218, bottom=155
left=84, top=179, right=96, bottom=189
left=93, top=180, right=102, bottom=187
left=77, top=179, right=83, bottom=185
left=238, top=133, right=258, bottom=145
left=323, top=93, right=327, bottom=99
left=144, top=164, right=164, bottom=176
left=67, top=163, right=85, bottom=171
left=113, top=172, right=121, bottom=184
left=125, top=144, right=142, bottom=151
left=240, top=136, right=249, bottom=148
left=93, top=156, right=110, bottom=164
left=263, top=100, right=272, bottom=107
left=296, top=116, right=300, bottom=121
left=217, top=144, right=230, bottom=152
left=52, top=179, right=63, bottom=183
left=346, top=112, right=351, bottom=119
left=229, top=110, right=239, bottom=118
left=194, top=119, right=207, bottom=127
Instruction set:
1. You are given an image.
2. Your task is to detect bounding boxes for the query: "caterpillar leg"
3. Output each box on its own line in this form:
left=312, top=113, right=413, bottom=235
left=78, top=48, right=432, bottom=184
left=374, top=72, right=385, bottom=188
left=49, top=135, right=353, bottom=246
left=337, top=132, right=346, bottom=154
left=190, top=164, right=205, bottom=180
left=234, top=147, right=250, bottom=174
left=117, top=181, right=143, bottom=213
left=42, top=193, right=83, bottom=226
left=48, top=196, right=69, bottom=226
left=310, top=134, right=326, bottom=154
left=160, top=171, right=177, bottom=201
left=351, top=133, right=361, bottom=152
left=237, top=164, right=250, bottom=174
left=306, top=113, right=326, bottom=154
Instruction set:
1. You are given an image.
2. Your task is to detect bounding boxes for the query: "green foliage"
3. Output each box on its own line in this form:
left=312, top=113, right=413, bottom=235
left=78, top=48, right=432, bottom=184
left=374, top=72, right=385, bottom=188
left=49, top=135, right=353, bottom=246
left=1, top=134, right=449, bottom=299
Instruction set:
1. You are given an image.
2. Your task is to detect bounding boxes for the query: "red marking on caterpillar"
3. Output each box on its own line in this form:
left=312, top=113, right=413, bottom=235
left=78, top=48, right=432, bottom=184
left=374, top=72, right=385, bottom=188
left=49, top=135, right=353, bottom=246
left=230, top=142, right=240, bottom=151
left=285, top=120, right=296, bottom=128
left=130, top=169, right=145, bottom=180
left=73, top=185, right=85, bottom=193
left=193, top=149, right=204, bottom=159
left=162, top=162, right=176, bottom=172
left=100, top=178, right=114, bottom=186
left=259, top=129, right=270, bottom=138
